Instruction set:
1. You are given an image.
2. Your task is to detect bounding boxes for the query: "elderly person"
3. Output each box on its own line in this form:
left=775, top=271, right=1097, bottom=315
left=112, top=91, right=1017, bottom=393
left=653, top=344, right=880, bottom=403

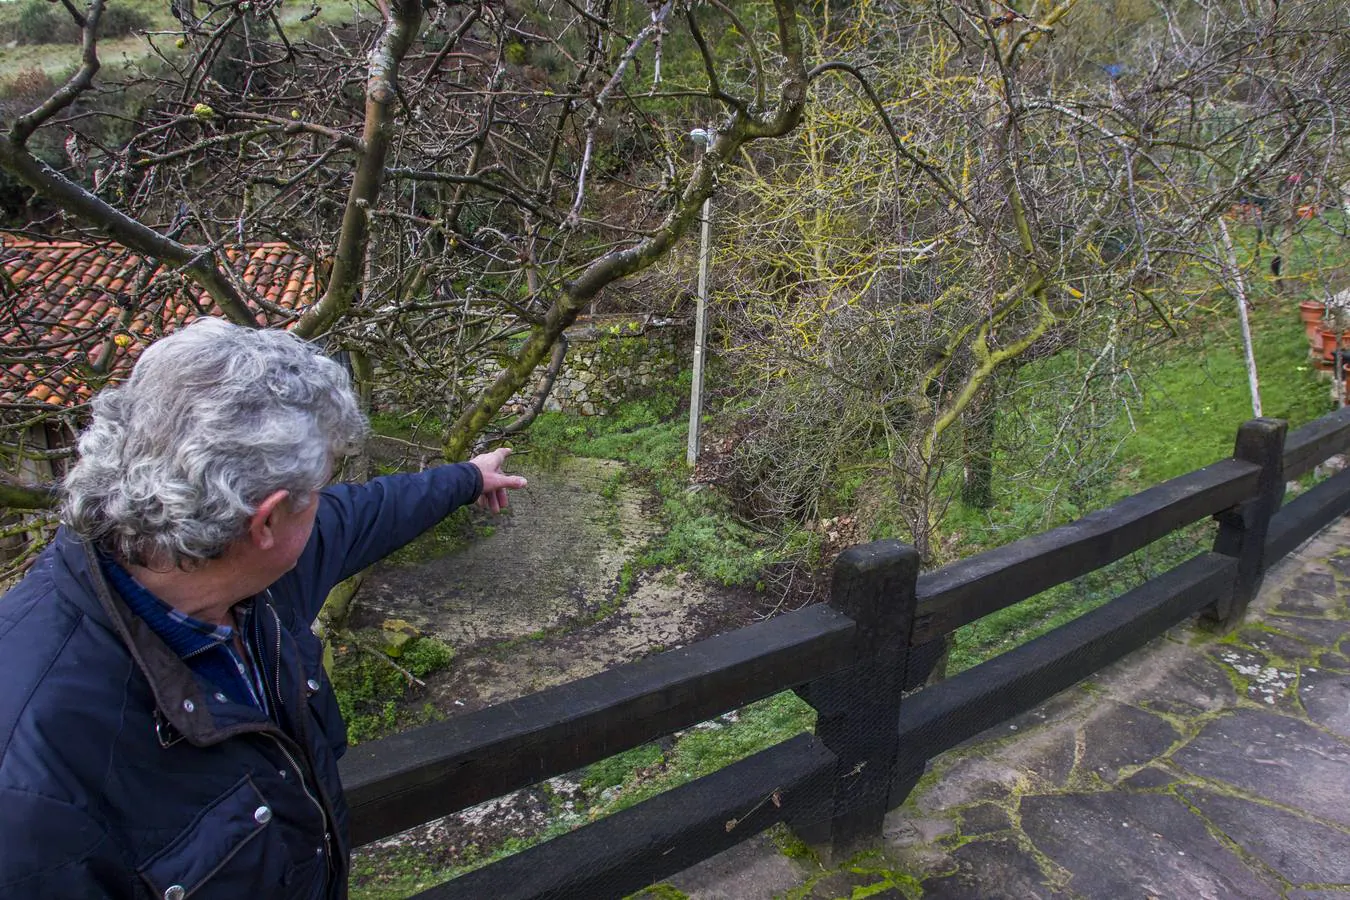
left=0, top=318, right=526, bottom=899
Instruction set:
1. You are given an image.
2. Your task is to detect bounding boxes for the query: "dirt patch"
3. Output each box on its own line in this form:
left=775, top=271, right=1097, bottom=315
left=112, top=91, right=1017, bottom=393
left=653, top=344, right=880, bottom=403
left=355, top=455, right=655, bottom=648
left=347, top=454, right=777, bottom=888
left=428, top=567, right=765, bottom=713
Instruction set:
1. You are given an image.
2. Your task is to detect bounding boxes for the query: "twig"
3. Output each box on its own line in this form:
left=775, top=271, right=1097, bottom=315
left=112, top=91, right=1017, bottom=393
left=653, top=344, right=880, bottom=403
left=352, top=635, right=428, bottom=688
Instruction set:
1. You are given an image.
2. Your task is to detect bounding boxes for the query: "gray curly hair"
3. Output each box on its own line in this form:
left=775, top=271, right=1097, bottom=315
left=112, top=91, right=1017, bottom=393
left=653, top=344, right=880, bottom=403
left=63, top=317, right=367, bottom=568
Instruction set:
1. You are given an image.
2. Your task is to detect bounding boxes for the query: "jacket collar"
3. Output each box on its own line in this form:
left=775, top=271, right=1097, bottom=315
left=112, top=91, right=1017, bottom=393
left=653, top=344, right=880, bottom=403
left=51, top=528, right=277, bottom=746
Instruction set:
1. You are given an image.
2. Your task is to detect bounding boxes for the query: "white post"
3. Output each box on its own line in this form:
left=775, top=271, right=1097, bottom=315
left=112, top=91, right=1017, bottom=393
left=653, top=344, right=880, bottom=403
left=1218, top=217, right=1262, bottom=417
left=687, top=130, right=713, bottom=467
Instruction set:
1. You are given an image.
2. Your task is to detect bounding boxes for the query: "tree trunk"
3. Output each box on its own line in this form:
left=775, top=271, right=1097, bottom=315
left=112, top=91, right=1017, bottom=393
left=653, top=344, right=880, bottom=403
left=960, top=373, right=1001, bottom=508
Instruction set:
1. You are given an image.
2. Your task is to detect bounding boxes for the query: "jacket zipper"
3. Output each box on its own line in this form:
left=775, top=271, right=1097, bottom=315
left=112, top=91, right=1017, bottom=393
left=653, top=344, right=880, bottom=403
left=267, top=734, right=330, bottom=845
left=257, top=595, right=336, bottom=879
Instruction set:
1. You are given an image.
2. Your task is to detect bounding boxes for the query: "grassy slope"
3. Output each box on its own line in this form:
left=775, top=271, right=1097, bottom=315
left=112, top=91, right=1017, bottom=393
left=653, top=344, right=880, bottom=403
left=0, top=0, right=364, bottom=79
left=942, top=216, right=1346, bottom=671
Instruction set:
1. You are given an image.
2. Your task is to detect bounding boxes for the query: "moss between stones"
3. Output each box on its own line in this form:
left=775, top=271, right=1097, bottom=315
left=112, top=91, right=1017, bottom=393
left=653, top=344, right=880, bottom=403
left=624, top=884, right=690, bottom=899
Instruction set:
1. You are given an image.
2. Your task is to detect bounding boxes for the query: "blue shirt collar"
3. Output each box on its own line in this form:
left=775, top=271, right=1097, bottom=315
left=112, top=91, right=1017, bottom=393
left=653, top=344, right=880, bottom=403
left=98, top=555, right=236, bottom=660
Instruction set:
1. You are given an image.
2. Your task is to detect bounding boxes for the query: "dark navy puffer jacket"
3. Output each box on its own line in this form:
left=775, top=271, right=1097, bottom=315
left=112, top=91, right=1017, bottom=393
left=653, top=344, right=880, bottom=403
left=0, top=464, right=481, bottom=900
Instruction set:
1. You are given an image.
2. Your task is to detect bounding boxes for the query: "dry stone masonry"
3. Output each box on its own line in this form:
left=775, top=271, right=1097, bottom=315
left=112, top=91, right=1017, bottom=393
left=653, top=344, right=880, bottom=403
left=477, top=315, right=690, bottom=418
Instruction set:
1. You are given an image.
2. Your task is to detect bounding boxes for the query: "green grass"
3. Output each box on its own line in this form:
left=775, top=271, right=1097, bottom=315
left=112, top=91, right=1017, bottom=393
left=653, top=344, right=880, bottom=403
left=524, top=382, right=778, bottom=588
left=331, top=633, right=456, bottom=745
left=938, top=218, right=1345, bottom=672
left=0, top=0, right=367, bottom=79
left=591, top=692, right=816, bottom=815
left=1121, top=300, right=1330, bottom=486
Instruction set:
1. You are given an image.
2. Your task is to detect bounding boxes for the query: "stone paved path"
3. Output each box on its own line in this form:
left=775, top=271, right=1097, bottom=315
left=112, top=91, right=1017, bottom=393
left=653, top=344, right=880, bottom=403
left=665, top=518, right=1350, bottom=900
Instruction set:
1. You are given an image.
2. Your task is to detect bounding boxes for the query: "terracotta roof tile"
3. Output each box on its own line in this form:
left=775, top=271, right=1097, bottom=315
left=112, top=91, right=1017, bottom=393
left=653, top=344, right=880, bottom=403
left=1, top=235, right=319, bottom=410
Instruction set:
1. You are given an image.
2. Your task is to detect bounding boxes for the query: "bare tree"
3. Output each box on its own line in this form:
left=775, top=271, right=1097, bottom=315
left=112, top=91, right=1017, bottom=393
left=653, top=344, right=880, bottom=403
left=713, top=0, right=1349, bottom=558
left=0, top=0, right=820, bottom=482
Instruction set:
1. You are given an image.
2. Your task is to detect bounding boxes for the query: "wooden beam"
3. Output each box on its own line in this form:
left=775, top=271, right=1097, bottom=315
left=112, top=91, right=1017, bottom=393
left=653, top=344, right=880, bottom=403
left=412, top=733, right=837, bottom=900
left=798, top=541, right=918, bottom=854
left=912, top=459, right=1258, bottom=643
left=1283, top=406, right=1350, bottom=480
left=342, top=603, right=855, bottom=846
left=1266, top=467, right=1350, bottom=562
left=889, top=552, right=1236, bottom=808
left=1204, top=418, right=1285, bottom=628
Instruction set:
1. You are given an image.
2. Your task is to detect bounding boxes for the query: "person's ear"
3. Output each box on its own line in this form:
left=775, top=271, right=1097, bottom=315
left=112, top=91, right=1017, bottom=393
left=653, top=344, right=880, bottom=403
left=248, top=490, right=291, bottom=551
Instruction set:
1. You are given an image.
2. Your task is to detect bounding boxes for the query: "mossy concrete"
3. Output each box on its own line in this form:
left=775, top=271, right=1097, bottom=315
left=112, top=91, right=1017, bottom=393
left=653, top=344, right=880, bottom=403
left=664, top=516, right=1350, bottom=899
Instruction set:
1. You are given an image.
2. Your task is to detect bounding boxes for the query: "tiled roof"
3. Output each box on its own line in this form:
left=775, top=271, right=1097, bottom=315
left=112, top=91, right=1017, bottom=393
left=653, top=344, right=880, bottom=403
left=1, top=236, right=318, bottom=409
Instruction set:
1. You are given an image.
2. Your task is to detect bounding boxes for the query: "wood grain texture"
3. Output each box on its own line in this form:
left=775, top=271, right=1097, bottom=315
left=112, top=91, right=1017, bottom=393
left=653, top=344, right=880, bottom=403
left=343, top=603, right=854, bottom=846
left=912, top=459, right=1258, bottom=643
left=1283, top=406, right=1350, bottom=480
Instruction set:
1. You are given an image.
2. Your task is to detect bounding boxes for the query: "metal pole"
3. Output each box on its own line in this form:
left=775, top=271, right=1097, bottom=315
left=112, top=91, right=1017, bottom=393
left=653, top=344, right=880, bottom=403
left=687, top=132, right=713, bottom=467
left=687, top=196, right=711, bottom=467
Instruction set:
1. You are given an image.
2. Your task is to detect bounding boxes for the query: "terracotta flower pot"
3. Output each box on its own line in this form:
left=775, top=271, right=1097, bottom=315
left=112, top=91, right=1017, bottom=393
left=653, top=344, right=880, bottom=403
left=1317, top=327, right=1350, bottom=363
left=1301, top=300, right=1326, bottom=347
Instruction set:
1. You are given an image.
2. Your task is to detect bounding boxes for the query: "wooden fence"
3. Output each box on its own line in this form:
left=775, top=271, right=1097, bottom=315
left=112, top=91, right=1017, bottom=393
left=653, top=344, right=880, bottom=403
left=338, top=408, right=1350, bottom=899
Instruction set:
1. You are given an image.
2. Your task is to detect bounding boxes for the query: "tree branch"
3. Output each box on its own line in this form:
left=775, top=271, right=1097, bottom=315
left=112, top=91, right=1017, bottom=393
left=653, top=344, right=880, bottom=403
left=10, top=0, right=104, bottom=146
left=0, top=479, right=58, bottom=511
left=0, top=138, right=259, bottom=327
left=292, top=0, right=424, bottom=340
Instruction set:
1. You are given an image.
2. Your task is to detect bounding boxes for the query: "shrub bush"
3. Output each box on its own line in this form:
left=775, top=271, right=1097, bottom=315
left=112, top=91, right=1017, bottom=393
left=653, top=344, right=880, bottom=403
left=2, top=0, right=150, bottom=46
left=0, top=68, right=58, bottom=105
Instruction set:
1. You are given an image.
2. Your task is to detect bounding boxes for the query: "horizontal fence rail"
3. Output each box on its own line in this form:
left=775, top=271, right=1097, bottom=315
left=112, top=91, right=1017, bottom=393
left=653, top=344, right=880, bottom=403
left=1268, top=466, right=1350, bottom=560
left=343, top=407, right=1350, bottom=899
left=420, top=733, right=837, bottom=900
left=1282, top=406, right=1350, bottom=480
left=911, top=458, right=1260, bottom=644
left=341, top=602, right=855, bottom=845
left=892, top=552, right=1236, bottom=795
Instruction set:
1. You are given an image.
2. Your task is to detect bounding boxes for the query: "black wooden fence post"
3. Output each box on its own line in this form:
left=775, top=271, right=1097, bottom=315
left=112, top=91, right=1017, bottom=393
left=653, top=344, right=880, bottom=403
left=1206, top=417, right=1287, bottom=629
left=794, top=540, right=919, bottom=858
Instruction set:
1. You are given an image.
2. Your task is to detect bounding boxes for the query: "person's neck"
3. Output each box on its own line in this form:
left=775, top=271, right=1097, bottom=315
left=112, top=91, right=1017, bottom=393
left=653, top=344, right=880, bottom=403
left=125, top=557, right=254, bottom=628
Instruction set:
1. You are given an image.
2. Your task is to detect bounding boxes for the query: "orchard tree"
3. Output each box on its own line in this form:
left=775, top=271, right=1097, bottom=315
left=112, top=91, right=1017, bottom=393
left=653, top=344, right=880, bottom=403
left=712, top=0, right=1349, bottom=558
left=0, top=0, right=822, bottom=500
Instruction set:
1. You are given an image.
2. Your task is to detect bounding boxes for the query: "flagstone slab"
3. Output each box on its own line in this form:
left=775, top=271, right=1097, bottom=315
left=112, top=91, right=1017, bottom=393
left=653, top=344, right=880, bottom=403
left=1326, top=555, right=1350, bottom=579
left=1178, top=786, right=1350, bottom=885
left=919, top=838, right=1064, bottom=899
left=1262, top=614, right=1347, bottom=645
left=1121, top=766, right=1177, bottom=790
left=1209, top=643, right=1271, bottom=677
left=1020, top=792, right=1278, bottom=899
left=1298, top=669, right=1350, bottom=738
left=1209, top=645, right=1302, bottom=708
left=1238, top=627, right=1315, bottom=661
left=1079, top=703, right=1181, bottom=782
left=1139, top=652, right=1238, bottom=715
left=1278, top=588, right=1337, bottom=616
left=958, top=803, right=1011, bottom=837
left=668, top=832, right=808, bottom=900
left=1323, top=652, right=1350, bottom=671
left=1171, top=710, right=1350, bottom=826
left=988, top=724, right=1079, bottom=790
left=1294, top=571, right=1338, bottom=598
left=915, top=757, right=1021, bottom=812
left=1097, top=640, right=1235, bottom=715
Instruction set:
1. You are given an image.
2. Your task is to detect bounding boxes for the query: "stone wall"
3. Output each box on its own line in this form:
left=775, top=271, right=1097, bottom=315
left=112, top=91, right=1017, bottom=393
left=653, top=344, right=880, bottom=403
left=544, top=316, right=688, bottom=415
left=476, top=315, right=690, bottom=417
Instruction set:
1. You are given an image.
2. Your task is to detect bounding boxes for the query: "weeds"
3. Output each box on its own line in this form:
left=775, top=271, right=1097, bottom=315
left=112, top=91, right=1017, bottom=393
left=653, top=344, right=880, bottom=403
left=332, top=633, right=456, bottom=744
